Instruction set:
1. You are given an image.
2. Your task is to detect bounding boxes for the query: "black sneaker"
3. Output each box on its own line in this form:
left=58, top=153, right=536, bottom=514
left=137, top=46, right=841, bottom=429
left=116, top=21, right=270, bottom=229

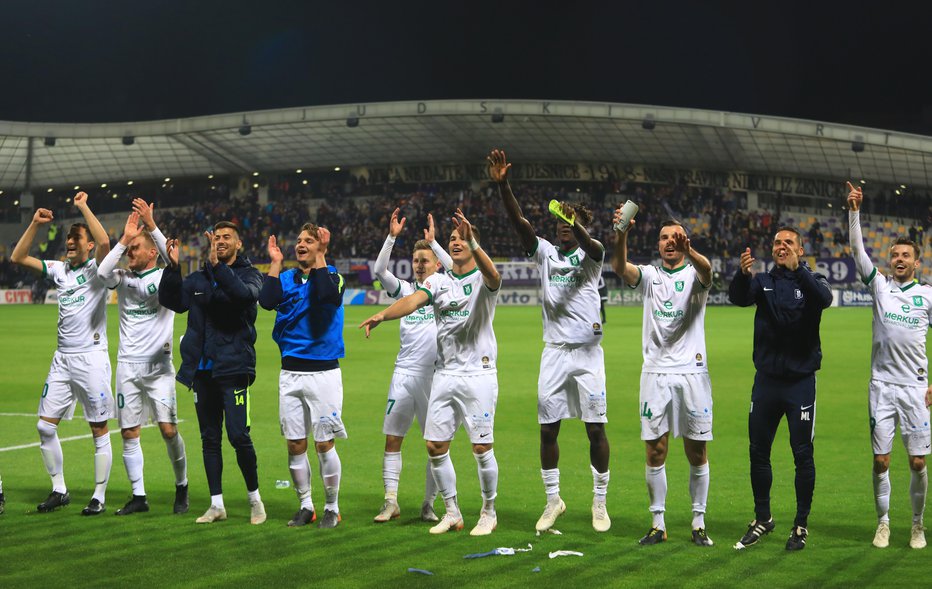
left=37, top=491, right=71, bottom=513
left=173, top=484, right=189, bottom=514
left=287, top=508, right=316, bottom=527
left=318, top=509, right=341, bottom=529
left=786, top=526, right=808, bottom=551
left=692, top=528, right=714, bottom=546
left=639, top=526, right=667, bottom=545
left=0, top=492, right=5, bottom=515
left=115, top=495, right=149, bottom=516
left=734, top=518, right=775, bottom=549
left=81, top=498, right=106, bottom=516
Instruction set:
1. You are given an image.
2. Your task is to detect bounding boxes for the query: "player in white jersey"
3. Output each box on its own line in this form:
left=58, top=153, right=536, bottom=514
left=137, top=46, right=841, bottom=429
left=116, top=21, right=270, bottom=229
left=11, top=192, right=114, bottom=515
left=614, top=212, right=715, bottom=546
left=488, top=149, right=612, bottom=532
left=847, top=181, right=931, bottom=549
left=372, top=209, right=453, bottom=524
left=361, top=209, right=502, bottom=536
left=97, top=199, right=189, bottom=516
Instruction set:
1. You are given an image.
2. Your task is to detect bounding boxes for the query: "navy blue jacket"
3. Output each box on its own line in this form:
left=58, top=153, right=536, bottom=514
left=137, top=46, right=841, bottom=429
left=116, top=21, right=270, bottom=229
left=159, top=256, right=263, bottom=388
left=728, top=261, right=833, bottom=379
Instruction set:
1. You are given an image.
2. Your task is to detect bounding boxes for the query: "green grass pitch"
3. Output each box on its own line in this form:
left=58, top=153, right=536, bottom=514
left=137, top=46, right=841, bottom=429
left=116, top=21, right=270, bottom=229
left=0, top=304, right=928, bottom=588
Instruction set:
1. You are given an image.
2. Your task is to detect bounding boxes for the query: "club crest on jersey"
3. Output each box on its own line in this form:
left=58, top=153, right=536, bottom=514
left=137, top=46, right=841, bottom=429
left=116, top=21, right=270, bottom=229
left=147, top=283, right=157, bottom=294
left=569, top=254, right=580, bottom=266
left=76, top=275, right=86, bottom=285
left=464, top=284, right=473, bottom=296
left=794, top=288, right=802, bottom=300
left=675, top=280, right=684, bottom=292
left=913, top=296, right=924, bottom=307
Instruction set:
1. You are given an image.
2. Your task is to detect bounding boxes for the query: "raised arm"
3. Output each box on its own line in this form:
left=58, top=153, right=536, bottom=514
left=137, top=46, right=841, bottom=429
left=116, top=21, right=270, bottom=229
left=846, top=181, right=876, bottom=281
left=728, top=247, right=759, bottom=307
left=568, top=206, right=605, bottom=262
left=309, top=228, right=344, bottom=306
left=10, top=208, right=54, bottom=274
left=373, top=208, right=405, bottom=296
left=488, top=149, right=538, bottom=255
left=454, top=208, right=501, bottom=290
left=133, top=198, right=169, bottom=263
left=424, top=213, right=453, bottom=271
left=98, top=211, right=144, bottom=288
left=611, top=207, right=641, bottom=286
left=158, top=239, right=190, bottom=313
left=73, top=192, right=110, bottom=264
left=258, top=235, right=284, bottom=310
left=359, top=289, right=430, bottom=337
left=674, top=232, right=713, bottom=287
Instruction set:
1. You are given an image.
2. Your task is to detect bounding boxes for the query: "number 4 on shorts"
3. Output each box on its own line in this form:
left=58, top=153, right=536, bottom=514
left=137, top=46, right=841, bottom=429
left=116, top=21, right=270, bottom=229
left=640, top=402, right=653, bottom=419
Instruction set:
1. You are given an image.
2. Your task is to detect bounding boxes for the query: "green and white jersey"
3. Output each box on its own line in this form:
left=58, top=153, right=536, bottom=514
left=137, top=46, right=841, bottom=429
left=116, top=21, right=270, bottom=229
left=864, top=271, right=932, bottom=385
left=389, top=280, right=438, bottom=377
left=418, top=267, right=498, bottom=375
left=633, top=263, right=709, bottom=374
left=530, top=237, right=604, bottom=345
left=43, top=258, right=108, bottom=353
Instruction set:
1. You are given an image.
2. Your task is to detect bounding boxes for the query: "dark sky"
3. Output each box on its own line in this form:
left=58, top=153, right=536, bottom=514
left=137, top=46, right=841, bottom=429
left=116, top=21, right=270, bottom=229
left=3, top=1, right=931, bottom=133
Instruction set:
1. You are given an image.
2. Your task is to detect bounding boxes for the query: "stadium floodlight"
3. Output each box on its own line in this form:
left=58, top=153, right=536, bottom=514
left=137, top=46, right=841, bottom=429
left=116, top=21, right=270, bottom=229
left=491, top=108, right=505, bottom=124
left=239, top=124, right=252, bottom=136
left=122, top=136, right=135, bottom=146
left=346, top=116, right=359, bottom=128
left=851, top=136, right=865, bottom=153
left=642, top=115, right=656, bottom=131
left=44, top=137, right=56, bottom=147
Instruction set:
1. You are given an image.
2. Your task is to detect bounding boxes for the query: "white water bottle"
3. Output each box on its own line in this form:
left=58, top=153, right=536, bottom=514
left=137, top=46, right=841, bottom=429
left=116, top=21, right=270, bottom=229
left=614, top=200, right=639, bottom=233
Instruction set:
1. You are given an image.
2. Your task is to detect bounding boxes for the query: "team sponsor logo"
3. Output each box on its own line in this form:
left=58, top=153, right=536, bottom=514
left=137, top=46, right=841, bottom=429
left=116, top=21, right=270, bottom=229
left=147, top=283, right=157, bottom=294
left=76, top=275, right=86, bottom=285
left=663, top=301, right=673, bottom=310
left=569, top=254, right=580, bottom=267
left=883, top=310, right=922, bottom=326
left=914, top=296, right=924, bottom=307
left=675, top=280, right=684, bottom=292
left=794, top=288, right=803, bottom=300
left=902, top=304, right=911, bottom=314
left=464, top=284, right=473, bottom=296
left=654, top=300, right=684, bottom=320
left=450, top=301, right=459, bottom=308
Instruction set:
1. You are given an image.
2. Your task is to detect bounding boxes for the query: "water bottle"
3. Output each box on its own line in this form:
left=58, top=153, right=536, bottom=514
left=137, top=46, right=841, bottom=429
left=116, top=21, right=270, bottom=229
left=614, top=200, right=639, bottom=233
left=275, top=479, right=290, bottom=489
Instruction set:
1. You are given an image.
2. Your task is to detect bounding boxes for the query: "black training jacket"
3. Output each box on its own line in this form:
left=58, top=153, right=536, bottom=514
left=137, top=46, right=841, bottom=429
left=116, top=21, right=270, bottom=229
left=728, top=261, right=833, bottom=379
left=158, top=256, right=263, bottom=388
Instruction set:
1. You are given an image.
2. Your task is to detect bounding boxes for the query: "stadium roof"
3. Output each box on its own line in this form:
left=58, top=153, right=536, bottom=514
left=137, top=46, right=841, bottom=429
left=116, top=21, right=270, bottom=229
left=1, top=99, right=931, bottom=192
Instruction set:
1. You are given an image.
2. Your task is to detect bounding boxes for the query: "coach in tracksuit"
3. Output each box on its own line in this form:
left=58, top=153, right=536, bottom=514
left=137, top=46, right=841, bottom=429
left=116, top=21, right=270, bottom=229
left=159, top=221, right=266, bottom=525
left=728, top=227, right=832, bottom=551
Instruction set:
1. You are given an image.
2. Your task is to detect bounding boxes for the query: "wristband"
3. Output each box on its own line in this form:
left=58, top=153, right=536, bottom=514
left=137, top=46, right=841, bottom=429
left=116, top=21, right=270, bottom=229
left=468, top=238, right=480, bottom=251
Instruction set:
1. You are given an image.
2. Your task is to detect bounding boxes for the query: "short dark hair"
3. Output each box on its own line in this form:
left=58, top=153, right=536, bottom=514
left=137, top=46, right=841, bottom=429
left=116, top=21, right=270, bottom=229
left=213, top=221, right=239, bottom=235
left=68, top=222, right=92, bottom=242
left=891, top=237, right=921, bottom=258
left=774, top=226, right=802, bottom=246
left=451, top=225, right=481, bottom=244
left=660, top=219, right=686, bottom=234
left=560, top=202, right=593, bottom=227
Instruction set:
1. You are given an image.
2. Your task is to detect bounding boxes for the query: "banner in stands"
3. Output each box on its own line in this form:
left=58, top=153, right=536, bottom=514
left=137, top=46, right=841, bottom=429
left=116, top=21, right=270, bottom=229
left=0, top=289, right=32, bottom=304
left=834, top=288, right=873, bottom=307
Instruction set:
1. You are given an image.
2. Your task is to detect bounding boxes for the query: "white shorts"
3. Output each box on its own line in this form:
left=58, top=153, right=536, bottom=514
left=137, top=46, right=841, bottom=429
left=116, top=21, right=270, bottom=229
left=640, top=372, right=713, bottom=441
left=116, top=360, right=178, bottom=429
left=538, top=343, right=607, bottom=424
left=869, top=379, right=931, bottom=456
left=279, top=368, right=347, bottom=442
left=383, top=371, right=433, bottom=438
left=424, top=372, right=498, bottom=444
left=39, top=350, right=114, bottom=422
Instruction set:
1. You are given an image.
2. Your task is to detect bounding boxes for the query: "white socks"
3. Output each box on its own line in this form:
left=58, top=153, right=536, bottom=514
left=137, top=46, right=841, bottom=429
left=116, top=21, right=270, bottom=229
left=164, top=433, right=187, bottom=487
left=211, top=493, right=225, bottom=509
left=646, top=464, right=667, bottom=530
left=318, top=447, right=342, bottom=513
left=289, top=452, right=314, bottom=511
left=592, top=465, right=610, bottom=504
left=474, top=450, right=498, bottom=514
left=247, top=489, right=262, bottom=504
left=92, top=434, right=112, bottom=504
left=690, top=462, right=710, bottom=529
left=874, top=469, right=891, bottom=523
left=383, top=451, right=402, bottom=496
left=541, top=468, right=560, bottom=499
left=122, top=437, right=145, bottom=496
left=429, top=451, right=460, bottom=517
left=37, top=420, right=66, bottom=493
left=911, top=466, right=928, bottom=525
left=424, top=460, right=438, bottom=504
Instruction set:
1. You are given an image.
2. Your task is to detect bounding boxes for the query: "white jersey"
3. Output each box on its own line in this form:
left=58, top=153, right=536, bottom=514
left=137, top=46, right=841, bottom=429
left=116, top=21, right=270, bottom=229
left=634, top=263, right=709, bottom=374
left=864, top=270, right=932, bottom=385
left=388, top=280, right=438, bottom=377
left=419, top=268, right=498, bottom=375
left=43, top=258, right=108, bottom=353
left=110, top=266, right=174, bottom=363
left=531, top=237, right=604, bottom=345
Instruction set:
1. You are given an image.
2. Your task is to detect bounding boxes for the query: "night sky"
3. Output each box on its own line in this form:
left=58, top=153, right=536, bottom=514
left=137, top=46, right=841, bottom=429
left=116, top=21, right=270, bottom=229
left=2, top=1, right=930, bottom=134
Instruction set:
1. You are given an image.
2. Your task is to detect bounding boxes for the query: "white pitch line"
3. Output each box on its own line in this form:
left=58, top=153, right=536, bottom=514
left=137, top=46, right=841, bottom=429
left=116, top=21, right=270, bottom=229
left=0, top=420, right=184, bottom=453
left=0, top=413, right=40, bottom=417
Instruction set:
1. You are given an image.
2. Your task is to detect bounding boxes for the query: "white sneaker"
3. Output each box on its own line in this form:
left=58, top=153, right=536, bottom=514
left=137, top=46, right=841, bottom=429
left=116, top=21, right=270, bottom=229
left=250, top=500, right=267, bottom=525
left=374, top=500, right=400, bottom=523
left=420, top=501, right=440, bottom=522
left=910, top=523, right=927, bottom=549
left=195, top=505, right=227, bottom=524
left=535, top=497, right=566, bottom=532
left=429, top=512, right=464, bottom=534
left=592, top=501, right=611, bottom=532
left=470, top=511, right=498, bottom=536
left=872, top=521, right=890, bottom=548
